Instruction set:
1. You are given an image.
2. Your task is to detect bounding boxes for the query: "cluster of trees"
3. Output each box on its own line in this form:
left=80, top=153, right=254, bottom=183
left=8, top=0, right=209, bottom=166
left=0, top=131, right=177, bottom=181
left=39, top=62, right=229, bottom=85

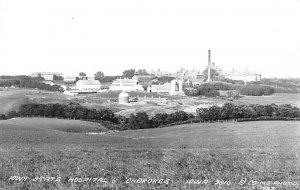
left=94, top=71, right=105, bottom=81
left=184, top=82, right=232, bottom=97
left=0, top=102, right=194, bottom=130
left=122, top=69, right=149, bottom=79
left=92, top=69, right=150, bottom=82
left=251, top=78, right=299, bottom=93
left=1, top=102, right=299, bottom=130
left=196, top=103, right=300, bottom=121
left=0, top=76, right=63, bottom=92
left=79, top=72, right=86, bottom=77
left=99, top=76, right=121, bottom=83
left=53, top=75, right=63, bottom=81
left=118, top=111, right=194, bottom=130
left=157, top=76, right=175, bottom=83
left=14, top=103, right=117, bottom=122
left=183, top=77, right=298, bottom=97
left=251, top=78, right=300, bottom=88
left=238, top=84, right=275, bottom=96
left=151, top=111, right=194, bottom=128
left=184, top=82, right=275, bottom=97
left=184, top=87, right=219, bottom=97
left=219, top=78, right=245, bottom=85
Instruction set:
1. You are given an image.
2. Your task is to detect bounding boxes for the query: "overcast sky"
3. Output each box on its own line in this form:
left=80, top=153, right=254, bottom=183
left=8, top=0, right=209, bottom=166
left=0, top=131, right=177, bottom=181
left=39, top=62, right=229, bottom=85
left=0, top=0, right=300, bottom=78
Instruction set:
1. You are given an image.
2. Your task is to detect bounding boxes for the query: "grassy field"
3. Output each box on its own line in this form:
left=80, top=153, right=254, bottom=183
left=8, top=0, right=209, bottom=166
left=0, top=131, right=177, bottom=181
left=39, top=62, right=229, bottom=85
left=235, top=93, right=300, bottom=107
left=0, top=118, right=300, bottom=189
left=0, top=89, right=76, bottom=114
left=0, top=89, right=30, bottom=114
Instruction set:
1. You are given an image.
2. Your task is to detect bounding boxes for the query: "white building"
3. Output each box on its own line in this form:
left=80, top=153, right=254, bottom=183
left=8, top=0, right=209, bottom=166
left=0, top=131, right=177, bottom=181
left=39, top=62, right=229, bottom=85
left=170, top=79, right=185, bottom=95
left=31, top=72, right=63, bottom=81
left=147, top=83, right=171, bottom=93
left=150, top=69, right=173, bottom=77
left=63, top=76, right=77, bottom=82
left=118, top=91, right=130, bottom=104
left=109, top=78, right=144, bottom=91
left=75, top=79, right=101, bottom=90
left=223, top=69, right=261, bottom=83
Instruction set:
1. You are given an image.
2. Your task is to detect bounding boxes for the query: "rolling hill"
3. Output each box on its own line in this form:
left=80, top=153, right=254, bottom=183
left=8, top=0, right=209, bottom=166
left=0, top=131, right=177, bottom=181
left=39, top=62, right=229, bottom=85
left=1, top=108, right=300, bottom=189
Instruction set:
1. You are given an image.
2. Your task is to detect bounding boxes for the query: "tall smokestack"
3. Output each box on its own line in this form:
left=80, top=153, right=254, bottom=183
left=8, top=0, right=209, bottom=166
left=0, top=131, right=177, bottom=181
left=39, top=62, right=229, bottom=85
left=207, top=49, right=211, bottom=82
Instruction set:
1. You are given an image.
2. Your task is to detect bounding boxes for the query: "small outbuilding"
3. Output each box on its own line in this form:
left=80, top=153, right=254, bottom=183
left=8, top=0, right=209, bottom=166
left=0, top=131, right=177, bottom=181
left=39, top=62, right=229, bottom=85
left=118, top=91, right=129, bottom=104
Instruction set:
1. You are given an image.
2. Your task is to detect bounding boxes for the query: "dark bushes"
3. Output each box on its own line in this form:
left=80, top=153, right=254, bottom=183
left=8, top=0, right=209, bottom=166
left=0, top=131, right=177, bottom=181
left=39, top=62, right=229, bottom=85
left=2, top=102, right=299, bottom=131
left=196, top=103, right=300, bottom=121
left=0, top=114, right=6, bottom=120
left=184, top=82, right=275, bottom=97
left=238, top=85, right=274, bottom=96
left=17, top=103, right=116, bottom=123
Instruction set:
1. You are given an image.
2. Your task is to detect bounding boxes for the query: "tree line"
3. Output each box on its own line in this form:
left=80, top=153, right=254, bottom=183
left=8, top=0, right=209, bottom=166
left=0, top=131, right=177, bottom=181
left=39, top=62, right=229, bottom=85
left=0, top=103, right=117, bottom=122
left=0, top=103, right=194, bottom=130
left=196, top=103, right=300, bottom=121
left=1, top=102, right=299, bottom=130
left=184, top=82, right=275, bottom=97
left=118, top=111, right=195, bottom=130
left=0, top=76, right=63, bottom=92
left=251, top=78, right=300, bottom=89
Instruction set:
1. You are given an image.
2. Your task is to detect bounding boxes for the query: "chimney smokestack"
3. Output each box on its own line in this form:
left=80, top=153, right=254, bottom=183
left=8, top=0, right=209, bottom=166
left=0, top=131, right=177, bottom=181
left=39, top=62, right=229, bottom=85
left=207, top=49, right=211, bottom=82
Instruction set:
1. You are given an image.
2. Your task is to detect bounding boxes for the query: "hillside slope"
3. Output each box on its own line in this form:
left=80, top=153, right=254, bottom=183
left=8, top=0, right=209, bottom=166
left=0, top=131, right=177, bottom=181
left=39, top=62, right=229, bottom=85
left=0, top=118, right=108, bottom=144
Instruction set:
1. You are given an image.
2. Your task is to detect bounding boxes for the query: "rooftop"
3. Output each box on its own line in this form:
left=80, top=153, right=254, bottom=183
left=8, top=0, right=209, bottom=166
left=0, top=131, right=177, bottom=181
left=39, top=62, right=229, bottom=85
left=31, top=72, right=63, bottom=75
left=76, top=80, right=101, bottom=85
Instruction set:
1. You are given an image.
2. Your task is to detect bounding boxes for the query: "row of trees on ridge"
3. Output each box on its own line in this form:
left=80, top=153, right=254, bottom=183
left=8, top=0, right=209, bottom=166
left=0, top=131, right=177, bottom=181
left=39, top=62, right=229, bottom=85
left=0, top=102, right=299, bottom=130
left=184, top=82, right=275, bottom=97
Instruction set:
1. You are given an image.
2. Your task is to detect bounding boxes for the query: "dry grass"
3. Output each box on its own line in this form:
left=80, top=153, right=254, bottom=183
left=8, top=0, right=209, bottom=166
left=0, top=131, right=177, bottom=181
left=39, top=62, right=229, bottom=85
left=1, top=119, right=300, bottom=189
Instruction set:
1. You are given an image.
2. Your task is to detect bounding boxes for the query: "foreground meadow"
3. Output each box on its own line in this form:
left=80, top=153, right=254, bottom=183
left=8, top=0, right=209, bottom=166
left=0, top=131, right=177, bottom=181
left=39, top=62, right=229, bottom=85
left=0, top=118, right=300, bottom=190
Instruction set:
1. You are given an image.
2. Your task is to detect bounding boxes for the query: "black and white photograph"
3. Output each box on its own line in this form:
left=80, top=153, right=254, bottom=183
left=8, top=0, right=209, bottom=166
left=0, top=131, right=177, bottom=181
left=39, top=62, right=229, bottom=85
left=0, top=0, right=300, bottom=189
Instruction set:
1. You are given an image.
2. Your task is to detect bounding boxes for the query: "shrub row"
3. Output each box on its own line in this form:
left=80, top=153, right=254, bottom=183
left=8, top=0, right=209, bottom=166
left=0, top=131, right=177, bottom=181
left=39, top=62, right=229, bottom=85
left=238, top=85, right=274, bottom=96
left=1, top=103, right=299, bottom=131
left=251, top=78, right=300, bottom=89
left=196, top=103, right=300, bottom=121
left=0, top=103, right=118, bottom=123
left=115, top=111, right=194, bottom=130
left=0, top=103, right=194, bottom=131
left=184, top=82, right=275, bottom=97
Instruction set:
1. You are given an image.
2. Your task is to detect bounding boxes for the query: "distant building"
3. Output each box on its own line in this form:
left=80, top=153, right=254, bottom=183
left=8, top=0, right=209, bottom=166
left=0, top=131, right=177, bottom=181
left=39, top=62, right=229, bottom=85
left=150, top=69, right=173, bottom=77
left=63, top=76, right=77, bottom=82
left=190, top=77, right=205, bottom=86
left=223, top=69, right=261, bottom=83
left=109, top=78, right=144, bottom=91
left=183, top=74, right=205, bottom=87
left=170, top=79, right=185, bottom=96
left=75, top=79, right=101, bottom=90
left=147, top=83, right=171, bottom=93
left=31, top=72, right=63, bottom=81
left=132, top=75, right=152, bottom=85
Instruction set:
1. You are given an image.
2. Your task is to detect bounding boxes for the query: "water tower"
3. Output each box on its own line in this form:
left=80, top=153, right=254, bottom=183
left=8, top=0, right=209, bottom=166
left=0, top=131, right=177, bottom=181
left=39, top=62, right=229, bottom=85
left=118, top=91, right=129, bottom=104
